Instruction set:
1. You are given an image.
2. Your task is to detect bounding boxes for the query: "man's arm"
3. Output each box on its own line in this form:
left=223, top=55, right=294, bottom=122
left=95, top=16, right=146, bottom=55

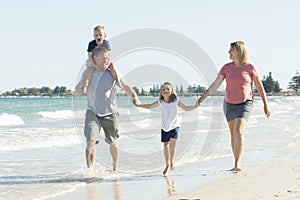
left=122, top=84, right=138, bottom=103
left=75, top=70, right=87, bottom=96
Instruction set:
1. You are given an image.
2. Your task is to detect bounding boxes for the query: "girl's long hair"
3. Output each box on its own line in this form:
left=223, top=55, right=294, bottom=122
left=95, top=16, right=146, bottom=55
left=159, top=82, right=177, bottom=103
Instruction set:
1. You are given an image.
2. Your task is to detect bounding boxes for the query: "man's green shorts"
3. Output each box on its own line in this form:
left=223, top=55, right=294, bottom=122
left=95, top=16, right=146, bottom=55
left=84, top=110, right=119, bottom=145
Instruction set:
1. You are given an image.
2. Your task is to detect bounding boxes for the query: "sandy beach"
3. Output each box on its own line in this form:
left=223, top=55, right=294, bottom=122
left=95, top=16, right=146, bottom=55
left=46, top=120, right=300, bottom=200
left=166, top=120, right=300, bottom=200
left=2, top=97, right=299, bottom=200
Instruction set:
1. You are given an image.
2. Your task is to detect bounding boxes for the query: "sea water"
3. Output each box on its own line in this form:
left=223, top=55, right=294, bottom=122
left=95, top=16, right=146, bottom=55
left=0, top=96, right=299, bottom=200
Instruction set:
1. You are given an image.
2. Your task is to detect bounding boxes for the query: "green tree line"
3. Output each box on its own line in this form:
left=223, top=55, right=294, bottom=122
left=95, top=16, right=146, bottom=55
left=1, top=70, right=299, bottom=97
left=132, top=84, right=207, bottom=96
left=262, top=70, right=300, bottom=94
left=2, top=86, right=72, bottom=97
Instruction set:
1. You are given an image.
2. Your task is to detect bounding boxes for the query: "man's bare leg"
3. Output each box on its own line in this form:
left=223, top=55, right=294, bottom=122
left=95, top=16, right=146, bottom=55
left=163, top=142, right=170, bottom=175
left=110, top=143, right=119, bottom=171
left=86, top=140, right=95, bottom=168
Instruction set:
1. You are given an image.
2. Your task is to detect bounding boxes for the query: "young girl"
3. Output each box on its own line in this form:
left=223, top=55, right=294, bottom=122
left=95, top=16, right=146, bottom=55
left=133, top=82, right=199, bottom=175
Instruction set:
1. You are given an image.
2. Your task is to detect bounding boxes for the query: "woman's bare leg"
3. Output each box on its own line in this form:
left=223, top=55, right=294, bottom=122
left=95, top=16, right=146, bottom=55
left=228, top=118, right=246, bottom=171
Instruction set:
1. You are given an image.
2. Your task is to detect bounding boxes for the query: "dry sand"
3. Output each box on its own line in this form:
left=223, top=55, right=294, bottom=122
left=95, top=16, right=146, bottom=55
left=165, top=120, right=300, bottom=200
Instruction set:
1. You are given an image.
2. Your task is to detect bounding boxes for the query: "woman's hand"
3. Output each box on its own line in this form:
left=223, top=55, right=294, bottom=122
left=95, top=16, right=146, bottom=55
left=264, top=104, right=271, bottom=117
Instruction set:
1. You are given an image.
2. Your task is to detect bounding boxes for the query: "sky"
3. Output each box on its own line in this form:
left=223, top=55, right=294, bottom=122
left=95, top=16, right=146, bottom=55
left=0, top=0, right=299, bottom=92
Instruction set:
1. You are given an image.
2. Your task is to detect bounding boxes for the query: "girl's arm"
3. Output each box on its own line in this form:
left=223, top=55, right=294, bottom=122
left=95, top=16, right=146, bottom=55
left=253, top=76, right=271, bottom=117
left=133, top=100, right=159, bottom=109
left=197, top=74, right=225, bottom=104
left=178, top=101, right=199, bottom=111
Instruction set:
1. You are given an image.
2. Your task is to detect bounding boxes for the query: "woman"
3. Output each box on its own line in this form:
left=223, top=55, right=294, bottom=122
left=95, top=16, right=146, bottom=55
left=197, top=41, right=270, bottom=172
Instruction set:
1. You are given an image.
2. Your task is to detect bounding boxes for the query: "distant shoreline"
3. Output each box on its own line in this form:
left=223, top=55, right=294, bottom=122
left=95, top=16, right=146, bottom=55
left=0, top=93, right=298, bottom=99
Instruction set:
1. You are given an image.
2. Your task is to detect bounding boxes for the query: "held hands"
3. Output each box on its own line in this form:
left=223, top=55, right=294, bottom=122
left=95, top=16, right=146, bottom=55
left=131, top=93, right=140, bottom=106
left=264, top=105, right=271, bottom=118
left=194, top=100, right=200, bottom=108
left=132, top=96, right=140, bottom=107
left=197, top=97, right=203, bottom=105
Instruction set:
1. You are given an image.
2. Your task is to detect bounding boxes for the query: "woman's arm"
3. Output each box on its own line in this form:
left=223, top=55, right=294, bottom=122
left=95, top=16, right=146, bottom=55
left=253, top=76, right=271, bottom=117
left=197, top=74, right=225, bottom=104
left=178, top=101, right=199, bottom=111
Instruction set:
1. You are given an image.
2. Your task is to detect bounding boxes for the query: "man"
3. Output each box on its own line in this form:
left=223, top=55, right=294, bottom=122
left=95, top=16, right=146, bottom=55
left=76, top=46, right=138, bottom=170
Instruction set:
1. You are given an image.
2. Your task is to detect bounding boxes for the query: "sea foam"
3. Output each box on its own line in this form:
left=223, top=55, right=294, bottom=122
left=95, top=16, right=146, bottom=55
left=0, top=113, right=25, bottom=126
left=37, top=110, right=74, bottom=120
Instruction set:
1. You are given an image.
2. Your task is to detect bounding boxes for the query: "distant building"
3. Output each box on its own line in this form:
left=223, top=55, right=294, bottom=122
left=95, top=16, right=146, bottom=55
left=280, top=89, right=296, bottom=96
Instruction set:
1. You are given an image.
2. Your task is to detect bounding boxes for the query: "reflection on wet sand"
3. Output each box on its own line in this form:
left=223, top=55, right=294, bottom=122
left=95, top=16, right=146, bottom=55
left=113, top=179, right=121, bottom=200
left=165, top=176, right=176, bottom=196
left=86, top=179, right=121, bottom=200
left=84, top=175, right=178, bottom=199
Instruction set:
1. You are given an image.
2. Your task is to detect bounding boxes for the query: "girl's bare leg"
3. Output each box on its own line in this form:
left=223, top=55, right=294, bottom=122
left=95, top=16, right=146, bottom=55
left=163, top=141, right=170, bottom=175
left=169, top=138, right=177, bottom=170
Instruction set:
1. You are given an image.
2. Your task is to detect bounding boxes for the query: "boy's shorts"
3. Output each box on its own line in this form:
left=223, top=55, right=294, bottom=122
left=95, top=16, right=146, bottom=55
left=161, top=127, right=179, bottom=142
left=84, top=110, right=119, bottom=145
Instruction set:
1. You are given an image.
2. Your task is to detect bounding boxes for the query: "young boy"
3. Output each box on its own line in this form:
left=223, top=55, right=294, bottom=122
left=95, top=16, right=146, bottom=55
left=76, top=46, right=138, bottom=170
left=83, top=25, right=118, bottom=93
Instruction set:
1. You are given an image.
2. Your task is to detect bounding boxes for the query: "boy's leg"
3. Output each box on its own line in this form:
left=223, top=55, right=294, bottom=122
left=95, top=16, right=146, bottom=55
left=83, top=67, right=94, bottom=93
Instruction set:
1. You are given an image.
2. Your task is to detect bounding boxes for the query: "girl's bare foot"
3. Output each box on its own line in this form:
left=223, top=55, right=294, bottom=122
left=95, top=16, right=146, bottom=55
left=163, top=165, right=169, bottom=175
left=230, top=167, right=242, bottom=172
left=171, top=163, right=175, bottom=170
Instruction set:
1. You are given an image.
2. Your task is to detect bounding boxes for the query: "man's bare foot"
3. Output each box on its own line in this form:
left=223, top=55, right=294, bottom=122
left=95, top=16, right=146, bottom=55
left=86, top=160, right=94, bottom=169
left=86, top=152, right=94, bottom=168
left=163, top=165, right=169, bottom=175
left=230, top=167, right=242, bottom=172
left=171, top=163, right=175, bottom=170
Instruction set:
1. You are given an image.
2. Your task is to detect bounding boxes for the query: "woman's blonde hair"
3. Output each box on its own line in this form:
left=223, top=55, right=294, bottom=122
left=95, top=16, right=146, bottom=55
left=159, top=82, right=177, bottom=103
left=230, top=41, right=248, bottom=65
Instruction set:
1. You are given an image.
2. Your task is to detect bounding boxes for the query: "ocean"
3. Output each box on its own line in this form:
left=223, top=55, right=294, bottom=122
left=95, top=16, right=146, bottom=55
left=0, top=96, right=299, bottom=200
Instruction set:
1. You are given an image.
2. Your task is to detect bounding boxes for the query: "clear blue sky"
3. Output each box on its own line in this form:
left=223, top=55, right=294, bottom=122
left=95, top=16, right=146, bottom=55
left=0, top=0, right=299, bottom=92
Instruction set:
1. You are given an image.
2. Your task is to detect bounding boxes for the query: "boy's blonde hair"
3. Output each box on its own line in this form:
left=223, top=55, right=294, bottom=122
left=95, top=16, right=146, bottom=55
left=159, top=82, right=177, bottom=103
left=230, top=41, right=248, bottom=65
left=94, top=25, right=106, bottom=33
